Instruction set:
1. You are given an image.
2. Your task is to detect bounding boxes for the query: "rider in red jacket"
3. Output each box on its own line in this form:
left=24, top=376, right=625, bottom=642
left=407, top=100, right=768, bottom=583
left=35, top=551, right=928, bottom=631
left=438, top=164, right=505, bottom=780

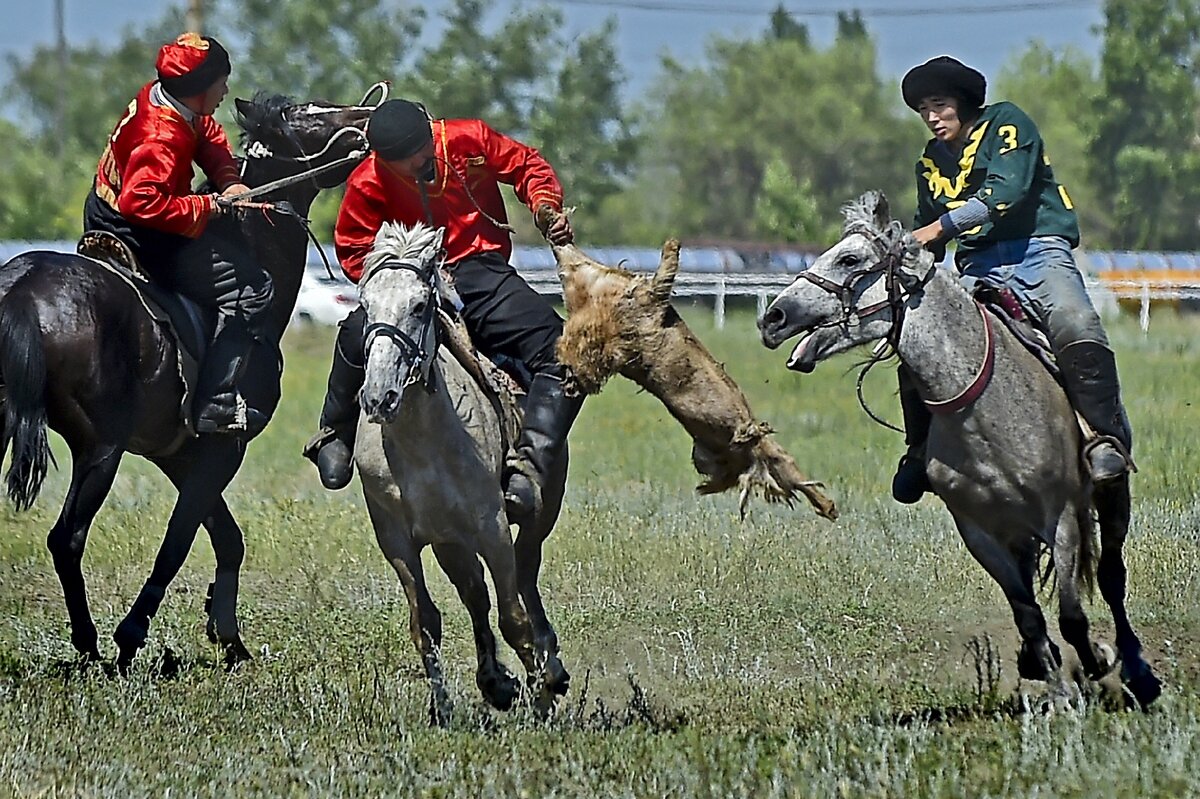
left=305, top=99, right=577, bottom=523
left=84, top=33, right=272, bottom=435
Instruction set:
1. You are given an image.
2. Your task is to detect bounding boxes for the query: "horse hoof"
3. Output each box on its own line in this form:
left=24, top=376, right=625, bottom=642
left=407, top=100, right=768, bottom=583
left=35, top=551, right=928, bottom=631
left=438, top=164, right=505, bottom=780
left=545, top=656, right=571, bottom=697
left=478, top=668, right=520, bottom=712
left=112, top=617, right=148, bottom=671
left=223, top=638, right=253, bottom=670
left=1123, top=669, right=1163, bottom=710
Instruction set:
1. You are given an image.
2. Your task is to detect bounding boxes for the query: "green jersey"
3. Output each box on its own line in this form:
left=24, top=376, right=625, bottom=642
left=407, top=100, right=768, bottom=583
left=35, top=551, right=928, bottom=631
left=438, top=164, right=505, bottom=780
left=913, top=101, right=1080, bottom=259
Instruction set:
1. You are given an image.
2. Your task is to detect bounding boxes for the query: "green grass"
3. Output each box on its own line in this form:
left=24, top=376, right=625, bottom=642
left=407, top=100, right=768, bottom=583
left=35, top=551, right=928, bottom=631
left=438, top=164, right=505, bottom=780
left=2, top=305, right=1199, bottom=797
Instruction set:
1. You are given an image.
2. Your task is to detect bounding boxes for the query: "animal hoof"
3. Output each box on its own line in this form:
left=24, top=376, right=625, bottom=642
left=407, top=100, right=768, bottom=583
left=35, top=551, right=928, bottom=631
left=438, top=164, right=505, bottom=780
left=1123, top=669, right=1163, bottom=710
left=223, top=638, right=253, bottom=670
left=113, top=617, right=148, bottom=666
left=545, top=656, right=571, bottom=696
left=479, top=666, right=521, bottom=711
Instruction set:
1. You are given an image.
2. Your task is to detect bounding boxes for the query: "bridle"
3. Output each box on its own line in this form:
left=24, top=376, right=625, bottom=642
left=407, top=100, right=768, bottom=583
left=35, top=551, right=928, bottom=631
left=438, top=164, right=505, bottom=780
left=359, top=254, right=444, bottom=393
left=793, top=222, right=937, bottom=432
left=227, top=83, right=389, bottom=275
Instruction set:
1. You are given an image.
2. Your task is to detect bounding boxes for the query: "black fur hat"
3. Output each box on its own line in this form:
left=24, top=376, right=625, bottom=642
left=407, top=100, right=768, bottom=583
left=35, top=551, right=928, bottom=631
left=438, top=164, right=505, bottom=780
left=901, top=56, right=986, bottom=112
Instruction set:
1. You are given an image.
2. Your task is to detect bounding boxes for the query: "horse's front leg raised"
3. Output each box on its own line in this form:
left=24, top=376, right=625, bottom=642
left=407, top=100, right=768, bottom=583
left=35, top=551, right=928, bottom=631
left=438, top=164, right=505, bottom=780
left=1094, top=478, right=1161, bottom=708
left=114, top=437, right=245, bottom=673
left=47, top=444, right=124, bottom=662
left=432, top=542, right=521, bottom=711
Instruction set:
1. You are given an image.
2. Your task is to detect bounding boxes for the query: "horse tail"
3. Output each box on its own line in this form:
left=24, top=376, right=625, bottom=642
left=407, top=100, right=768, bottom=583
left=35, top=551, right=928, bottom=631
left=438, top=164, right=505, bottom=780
left=0, top=296, right=52, bottom=511
left=1078, top=503, right=1099, bottom=598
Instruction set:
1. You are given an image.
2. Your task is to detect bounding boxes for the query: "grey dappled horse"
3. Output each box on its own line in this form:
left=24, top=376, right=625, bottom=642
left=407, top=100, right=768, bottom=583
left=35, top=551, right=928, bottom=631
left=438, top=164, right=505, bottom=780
left=354, top=222, right=570, bottom=724
left=758, top=191, right=1160, bottom=708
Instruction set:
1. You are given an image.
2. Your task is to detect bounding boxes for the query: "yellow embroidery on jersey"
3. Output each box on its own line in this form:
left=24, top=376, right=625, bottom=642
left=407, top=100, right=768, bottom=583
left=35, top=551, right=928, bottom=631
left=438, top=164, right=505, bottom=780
left=918, top=121, right=990, bottom=201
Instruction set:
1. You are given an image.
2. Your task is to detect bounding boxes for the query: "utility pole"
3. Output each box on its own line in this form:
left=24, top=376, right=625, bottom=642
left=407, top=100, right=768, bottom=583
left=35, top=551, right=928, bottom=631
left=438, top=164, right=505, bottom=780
left=54, top=0, right=67, bottom=159
left=187, top=0, right=204, bottom=33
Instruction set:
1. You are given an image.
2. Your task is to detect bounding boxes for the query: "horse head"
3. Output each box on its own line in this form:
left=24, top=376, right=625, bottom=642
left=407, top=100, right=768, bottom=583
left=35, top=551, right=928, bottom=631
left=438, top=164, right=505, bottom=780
left=758, top=190, right=933, bottom=372
left=358, top=221, right=448, bottom=423
left=234, top=91, right=375, bottom=196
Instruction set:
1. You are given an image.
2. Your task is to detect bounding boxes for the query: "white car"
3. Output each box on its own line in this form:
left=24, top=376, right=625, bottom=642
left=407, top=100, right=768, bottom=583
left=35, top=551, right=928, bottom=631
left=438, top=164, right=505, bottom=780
left=292, top=267, right=359, bottom=326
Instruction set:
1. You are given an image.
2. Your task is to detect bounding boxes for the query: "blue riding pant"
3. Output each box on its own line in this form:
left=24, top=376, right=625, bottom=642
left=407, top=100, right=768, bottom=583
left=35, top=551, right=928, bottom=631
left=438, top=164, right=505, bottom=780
left=956, top=236, right=1110, bottom=353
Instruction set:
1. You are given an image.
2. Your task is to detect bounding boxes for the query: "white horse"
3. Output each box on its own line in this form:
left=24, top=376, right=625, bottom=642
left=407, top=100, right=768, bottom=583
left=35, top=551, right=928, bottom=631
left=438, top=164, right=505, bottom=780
left=354, top=221, right=569, bottom=724
left=759, top=191, right=1160, bottom=708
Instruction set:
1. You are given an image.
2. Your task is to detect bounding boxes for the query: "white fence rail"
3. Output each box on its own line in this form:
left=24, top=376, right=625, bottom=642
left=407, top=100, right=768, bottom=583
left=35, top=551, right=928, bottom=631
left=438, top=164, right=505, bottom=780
left=3, top=241, right=1198, bottom=332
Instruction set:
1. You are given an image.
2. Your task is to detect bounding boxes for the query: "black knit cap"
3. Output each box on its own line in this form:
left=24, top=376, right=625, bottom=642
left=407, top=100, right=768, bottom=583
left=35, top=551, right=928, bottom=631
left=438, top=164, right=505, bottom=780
left=368, top=100, right=433, bottom=161
left=901, top=56, right=986, bottom=112
left=157, top=36, right=231, bottom=98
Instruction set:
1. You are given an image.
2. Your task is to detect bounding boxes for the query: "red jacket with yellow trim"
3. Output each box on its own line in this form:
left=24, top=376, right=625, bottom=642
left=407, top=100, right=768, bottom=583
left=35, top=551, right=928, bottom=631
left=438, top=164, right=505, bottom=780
left=334, top=118, right=564, bottom=283
left=94, top=81, right=242, bottom=239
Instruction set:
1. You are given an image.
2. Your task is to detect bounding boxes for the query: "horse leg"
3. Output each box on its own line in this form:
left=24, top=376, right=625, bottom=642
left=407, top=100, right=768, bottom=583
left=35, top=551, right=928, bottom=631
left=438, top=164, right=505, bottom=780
left=200, top=500, right=252, bottom=667
left=955, top=519, right=1063, bottom=685
left=365, top=499, right=450, bottom=726
left=46, top=444, right=123, bottom=661
left=431, top=542, right=520, bottom=711
left=476, top=524, right=560, bottom=711
left=113, top=438, right=244, bottom=673
left=1053, top=506, right=1113, bottom=682
left=514, top=457, right=570, bottom=696
left=1094, top=478, right=1161, bottom=707
left=152, top=458, right=251, bottom=668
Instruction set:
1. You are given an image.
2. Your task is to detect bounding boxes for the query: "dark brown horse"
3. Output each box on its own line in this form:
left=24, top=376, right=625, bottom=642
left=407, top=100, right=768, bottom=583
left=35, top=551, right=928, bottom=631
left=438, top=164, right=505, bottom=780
left=0, top=94, right=372, bottom=671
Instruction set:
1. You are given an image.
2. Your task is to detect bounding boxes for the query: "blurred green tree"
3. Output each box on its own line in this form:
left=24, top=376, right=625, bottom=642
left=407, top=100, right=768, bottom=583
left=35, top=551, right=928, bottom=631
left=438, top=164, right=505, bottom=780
left=1090, top=0, right=1200, bottom=249
left=634, top=8, right=924, bottom=245
left=0, top=0, right=634, bottom=243
left=993, top=43, right=1108, bottom=243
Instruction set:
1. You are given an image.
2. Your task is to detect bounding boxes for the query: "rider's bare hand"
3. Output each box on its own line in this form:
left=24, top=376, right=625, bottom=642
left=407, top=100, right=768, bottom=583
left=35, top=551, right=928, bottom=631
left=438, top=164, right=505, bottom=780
left=913, top=220, right=943, bottom=247
left=221, top=182, right=251, bottom=199
left=536, top=205, right=574, bottom=246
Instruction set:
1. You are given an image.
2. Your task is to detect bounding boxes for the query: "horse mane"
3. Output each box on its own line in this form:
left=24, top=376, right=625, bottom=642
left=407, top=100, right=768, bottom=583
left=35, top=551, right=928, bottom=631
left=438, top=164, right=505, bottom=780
left=236, top=91, right=295, bottom=147
left=363, top=222, right=443, bottom=277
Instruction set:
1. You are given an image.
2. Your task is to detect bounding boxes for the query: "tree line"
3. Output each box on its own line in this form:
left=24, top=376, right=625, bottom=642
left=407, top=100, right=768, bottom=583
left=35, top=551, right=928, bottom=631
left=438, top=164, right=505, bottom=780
left=2, top=0, right=1197, bottom=251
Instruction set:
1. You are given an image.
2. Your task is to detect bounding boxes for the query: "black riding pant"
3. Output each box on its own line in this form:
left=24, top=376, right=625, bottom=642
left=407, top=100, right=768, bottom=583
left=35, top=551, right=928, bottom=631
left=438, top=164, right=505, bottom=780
left=83, top=186, right=274, bottom=330
left=341, top=250, right=563, bottom=376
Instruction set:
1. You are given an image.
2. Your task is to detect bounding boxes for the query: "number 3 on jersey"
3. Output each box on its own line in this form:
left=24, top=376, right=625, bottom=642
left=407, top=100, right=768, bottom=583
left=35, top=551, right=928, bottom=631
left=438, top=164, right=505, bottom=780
left=997, top=124, right=1019, bottom=154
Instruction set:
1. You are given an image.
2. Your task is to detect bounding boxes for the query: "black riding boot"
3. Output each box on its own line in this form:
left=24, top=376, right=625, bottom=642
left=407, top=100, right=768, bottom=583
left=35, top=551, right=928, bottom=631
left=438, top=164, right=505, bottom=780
left=892, top=366, right=933, bottom=504
left=503, top=369, right=584, bottom=523
left=1056, top=340, right=1134, bottom=484
left=194, top=318, right=268, bottom=436
left=303, top=310, right=366, bottom=490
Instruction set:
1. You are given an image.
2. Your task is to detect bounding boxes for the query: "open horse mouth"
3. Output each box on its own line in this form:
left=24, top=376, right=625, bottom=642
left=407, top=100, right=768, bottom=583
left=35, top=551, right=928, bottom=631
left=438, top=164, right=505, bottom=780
left=785, top=331, right=819, bottom=373
left=759, top=305, right=822, bottom=373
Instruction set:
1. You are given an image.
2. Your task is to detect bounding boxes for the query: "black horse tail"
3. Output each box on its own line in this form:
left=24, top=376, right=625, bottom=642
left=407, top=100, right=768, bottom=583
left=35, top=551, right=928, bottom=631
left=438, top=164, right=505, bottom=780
left=0, top=297, right=52, bottom=511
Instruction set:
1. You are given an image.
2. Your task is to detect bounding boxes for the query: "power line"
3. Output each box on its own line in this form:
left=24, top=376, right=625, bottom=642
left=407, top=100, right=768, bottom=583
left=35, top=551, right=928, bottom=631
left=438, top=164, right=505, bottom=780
left=546, top=0, right=1098, bottom=17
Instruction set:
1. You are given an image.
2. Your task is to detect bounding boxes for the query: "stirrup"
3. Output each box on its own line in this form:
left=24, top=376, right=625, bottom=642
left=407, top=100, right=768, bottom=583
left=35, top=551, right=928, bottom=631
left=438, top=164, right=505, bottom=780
left=303, top=426, right=339, bottom=463
left=1082, top=435, right=1135, bottom=484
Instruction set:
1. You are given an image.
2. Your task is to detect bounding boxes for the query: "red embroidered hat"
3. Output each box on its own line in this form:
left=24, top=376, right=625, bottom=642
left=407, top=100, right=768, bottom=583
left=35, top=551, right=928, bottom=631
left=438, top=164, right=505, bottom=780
left=155, top=33, right=231, bottom=98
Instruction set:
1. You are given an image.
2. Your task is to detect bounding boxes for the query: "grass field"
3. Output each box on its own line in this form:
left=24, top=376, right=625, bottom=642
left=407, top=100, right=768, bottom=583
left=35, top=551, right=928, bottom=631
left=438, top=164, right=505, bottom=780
left=1, top=304, right=1198, bottom=797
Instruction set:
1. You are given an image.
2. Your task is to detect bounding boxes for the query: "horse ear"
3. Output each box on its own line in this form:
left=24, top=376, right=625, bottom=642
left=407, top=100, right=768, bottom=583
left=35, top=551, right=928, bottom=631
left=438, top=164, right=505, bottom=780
left=234, top=98, right=255, bottom=121
left=650, top=239, right=681, bottom=306
left=870, top=191, right=892, bottom=230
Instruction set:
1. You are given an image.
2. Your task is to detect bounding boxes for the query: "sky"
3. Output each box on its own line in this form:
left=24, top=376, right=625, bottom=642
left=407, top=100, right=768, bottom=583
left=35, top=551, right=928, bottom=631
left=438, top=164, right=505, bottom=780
left=2, top=0, right=1107, bottom=101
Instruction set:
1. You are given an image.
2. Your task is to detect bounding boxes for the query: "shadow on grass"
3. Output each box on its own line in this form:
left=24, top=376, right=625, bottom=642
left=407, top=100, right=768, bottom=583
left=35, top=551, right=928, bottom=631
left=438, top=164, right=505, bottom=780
left=0, top=646, right=224, bottom=683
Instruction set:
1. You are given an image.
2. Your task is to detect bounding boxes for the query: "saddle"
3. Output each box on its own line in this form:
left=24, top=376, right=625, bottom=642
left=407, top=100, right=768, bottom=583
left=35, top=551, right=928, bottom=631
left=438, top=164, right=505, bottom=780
left=972, top=282, right=1061, bottom=383
left=436, top=307, right=525, bottom=450
left=76, top=231, right=212, bottom=433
